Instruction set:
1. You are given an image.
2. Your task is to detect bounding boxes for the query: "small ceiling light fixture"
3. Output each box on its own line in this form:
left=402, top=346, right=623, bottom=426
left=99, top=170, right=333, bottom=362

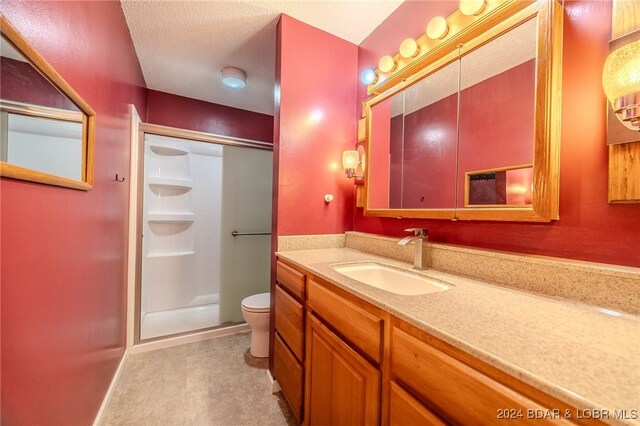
left=379, top=55, right=396, bottom=73
left=459, top=0, right=486, bottom=16
left=399, top=38, right=419, bottom=59
left=342, top=150, right=365, bottom=179
left=602, top=36, right=640, bottom=130
left=361, top=69, right=378, bottom=85
left=426, top=16, right=449, bottom=40
left=221, top=66, right=246, bottom=89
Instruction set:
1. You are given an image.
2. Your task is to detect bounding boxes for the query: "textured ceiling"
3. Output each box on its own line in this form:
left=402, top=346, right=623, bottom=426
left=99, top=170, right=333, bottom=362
left=121, top=0, right=403, bottom=115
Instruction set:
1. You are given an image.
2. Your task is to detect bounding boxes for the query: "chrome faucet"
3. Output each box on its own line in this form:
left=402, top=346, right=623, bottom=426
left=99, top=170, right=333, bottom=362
left=398, top=228, right=429, bottom=270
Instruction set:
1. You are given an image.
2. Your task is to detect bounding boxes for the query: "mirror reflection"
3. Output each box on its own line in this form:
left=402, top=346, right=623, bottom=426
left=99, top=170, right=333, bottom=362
left=466, top=165, right=533, bottom=206
left=2, top=113, right=83, bottom=180
left=368, top=90, right=403, bottom=209
left=1, top=37, right=80, bottom=111
left=458, top=18, right=537, bottom=208
left=367, top=16, right=538, bottom=213
left=369, top=61, right=458, bottom=210
left=399, top=62, right=458, bottom=209
left=0, top=18, right=94, bottom=190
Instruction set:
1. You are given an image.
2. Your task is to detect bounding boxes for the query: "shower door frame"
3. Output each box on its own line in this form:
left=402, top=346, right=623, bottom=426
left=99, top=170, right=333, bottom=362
left=130, top=120, right=273, bottom=346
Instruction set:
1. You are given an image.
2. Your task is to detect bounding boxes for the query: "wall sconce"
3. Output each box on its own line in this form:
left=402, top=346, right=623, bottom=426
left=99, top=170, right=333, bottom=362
left=602, top=35, right=640, bottom=131
left=342, top=150, right=364, bottom=179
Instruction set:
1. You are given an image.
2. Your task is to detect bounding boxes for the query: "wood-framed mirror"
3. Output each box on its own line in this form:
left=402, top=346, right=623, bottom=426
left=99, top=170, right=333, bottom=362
left=363, top=0, right=562, bottom=222
left=0, top=15, right=96, bottom=190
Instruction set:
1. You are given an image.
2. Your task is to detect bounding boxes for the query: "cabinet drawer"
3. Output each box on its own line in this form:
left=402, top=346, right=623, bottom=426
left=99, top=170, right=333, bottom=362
left=276, top=260, right=305, bottom=301
left=391, top=326, right=569, bottom=425
left=275, top=285, right=304, bottom=361
left=390, top=381, right=446, bottom=426
left=307, top=279, right=382, bottom=363
left=274, top=333, right=303, bottom=423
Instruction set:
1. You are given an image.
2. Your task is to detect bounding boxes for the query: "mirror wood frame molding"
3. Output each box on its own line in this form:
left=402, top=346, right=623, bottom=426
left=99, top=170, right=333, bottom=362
left=0, top=15, right=96, bottom=190
left=363, top=0, right=563, bottom=222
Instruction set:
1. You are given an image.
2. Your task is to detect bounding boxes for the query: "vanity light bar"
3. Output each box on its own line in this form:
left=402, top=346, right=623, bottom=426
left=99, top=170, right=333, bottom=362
left=368, top=0, right=527, bottom=95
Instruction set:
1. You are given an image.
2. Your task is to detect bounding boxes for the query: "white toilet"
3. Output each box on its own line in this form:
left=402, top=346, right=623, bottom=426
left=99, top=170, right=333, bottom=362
left=241, top=292, right=271, bottom=358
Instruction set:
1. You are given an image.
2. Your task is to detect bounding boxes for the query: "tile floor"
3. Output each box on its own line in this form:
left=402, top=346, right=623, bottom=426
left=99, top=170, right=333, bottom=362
left=100, top=331, right=297, bottom=425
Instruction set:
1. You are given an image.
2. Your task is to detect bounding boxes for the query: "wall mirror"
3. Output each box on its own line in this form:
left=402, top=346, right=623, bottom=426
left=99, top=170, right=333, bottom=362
left=364, top=0, right=562, bottom=222
left=0, top=16, right=95, bottom=190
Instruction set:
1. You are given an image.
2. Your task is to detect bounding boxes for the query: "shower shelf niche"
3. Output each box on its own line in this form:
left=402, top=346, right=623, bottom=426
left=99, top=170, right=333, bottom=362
left=147, top=250, right=195, bottom=258
left=147, top=212, right=195, bottom=223
left=148, top=144, right=189, bottom=156
left=148, top=176, right=193, bottom=189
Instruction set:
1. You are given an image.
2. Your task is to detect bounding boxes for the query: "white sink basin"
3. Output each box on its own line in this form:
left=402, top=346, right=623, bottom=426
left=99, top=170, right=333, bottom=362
left=332, top=263, right=449, bottom=296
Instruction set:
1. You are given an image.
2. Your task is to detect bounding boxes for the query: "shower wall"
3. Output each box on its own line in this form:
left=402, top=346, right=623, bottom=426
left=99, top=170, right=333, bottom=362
left=141, top=134, right=223, bottom=339
left=140, top=133, right=273, bottom=340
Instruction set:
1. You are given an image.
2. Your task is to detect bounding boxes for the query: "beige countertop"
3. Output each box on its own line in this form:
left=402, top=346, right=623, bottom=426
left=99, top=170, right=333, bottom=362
left=276, top=247, right=640, bottom=425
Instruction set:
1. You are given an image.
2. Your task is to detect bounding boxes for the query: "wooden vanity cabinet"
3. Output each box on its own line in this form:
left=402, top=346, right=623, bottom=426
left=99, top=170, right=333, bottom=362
left=390, top=320, right=582, bottom=426
left=305, top=313, right=381, bottom=425
left=389, top=381, right=446, bottom=426
left=273, top=260, right=307, bottom=422
left=273, top=258, right=591, bottom=426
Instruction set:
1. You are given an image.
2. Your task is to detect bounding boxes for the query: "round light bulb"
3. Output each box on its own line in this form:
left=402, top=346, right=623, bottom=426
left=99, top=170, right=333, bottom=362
left=379, top=55, right=396, bottom=73
left=399, top=38, right=419, bottom=59
left=602, top=40, right=640, bottom=102
left=426, top=16, right=449, bottom=40
left=360, top=69, right=377, bottom=85
left=460, top=0, right=486, bottom=16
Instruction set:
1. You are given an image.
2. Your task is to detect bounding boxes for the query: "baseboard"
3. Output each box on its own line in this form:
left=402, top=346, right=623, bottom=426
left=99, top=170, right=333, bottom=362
left=267, top=369, right=281, bottom=394
left=128, top=323, right=250, bottom=355
left=93, top=348, right=129, bottom=426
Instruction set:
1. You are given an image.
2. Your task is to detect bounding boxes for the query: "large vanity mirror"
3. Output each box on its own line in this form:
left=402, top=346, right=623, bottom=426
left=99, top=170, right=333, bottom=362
left=365, top=0, right=562, bottom=221
left=0, top=16, right=95, bottom=190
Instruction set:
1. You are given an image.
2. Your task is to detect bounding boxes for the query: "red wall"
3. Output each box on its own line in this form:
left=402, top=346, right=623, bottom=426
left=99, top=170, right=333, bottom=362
left=458, top=59, right=535, bottom=206
left=1, top=57, right=77, bottom=110
left=0, top=1, right=147, bottom=424
left=146, top=89, right=274, bottom=143
left=401, top=93, right=458, bottom=209
left=274, top=15, right=358, bottom=236
left=355, top=0, right=640, bottom=267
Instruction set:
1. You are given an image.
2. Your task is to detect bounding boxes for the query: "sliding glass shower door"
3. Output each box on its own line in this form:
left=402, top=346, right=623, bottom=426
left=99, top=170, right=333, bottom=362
left=139, top=133, right=272, bottom=340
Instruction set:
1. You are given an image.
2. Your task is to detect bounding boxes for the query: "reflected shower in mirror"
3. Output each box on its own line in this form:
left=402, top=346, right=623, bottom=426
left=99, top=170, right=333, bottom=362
left=1, top=16, right=95, bottom=190
left=458, top=18, right=537, bottom=207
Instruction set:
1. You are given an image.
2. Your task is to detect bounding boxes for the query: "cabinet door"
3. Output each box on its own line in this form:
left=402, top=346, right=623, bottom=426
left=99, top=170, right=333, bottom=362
left=305, top=313, right=380, bottom=425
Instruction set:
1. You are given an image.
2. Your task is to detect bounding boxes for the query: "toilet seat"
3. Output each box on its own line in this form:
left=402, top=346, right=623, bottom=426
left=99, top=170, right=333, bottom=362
left=241, top=292, right=270, bottom=313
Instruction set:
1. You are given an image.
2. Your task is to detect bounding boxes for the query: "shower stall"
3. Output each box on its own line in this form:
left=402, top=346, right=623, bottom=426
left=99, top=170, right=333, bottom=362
left=138, top=132, right=272, bottom=341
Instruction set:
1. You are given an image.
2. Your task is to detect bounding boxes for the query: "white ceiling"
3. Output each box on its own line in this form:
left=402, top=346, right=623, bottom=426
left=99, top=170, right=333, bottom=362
left=121, top=0, right=404, bottom=116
